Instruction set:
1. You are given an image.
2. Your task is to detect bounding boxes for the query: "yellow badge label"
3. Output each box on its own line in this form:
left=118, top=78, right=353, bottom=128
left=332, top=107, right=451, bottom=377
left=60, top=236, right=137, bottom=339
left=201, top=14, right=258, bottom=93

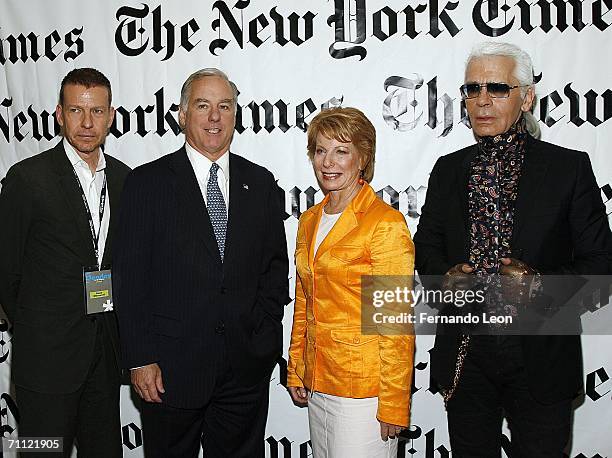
left=90, top=290, right=110, bottom=299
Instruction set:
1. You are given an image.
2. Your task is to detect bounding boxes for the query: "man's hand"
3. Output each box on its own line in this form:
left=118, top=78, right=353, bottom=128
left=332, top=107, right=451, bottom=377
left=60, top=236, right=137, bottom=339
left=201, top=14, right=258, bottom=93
left=442, top=263, right=474, bottom=291
left=499, top=257, right=536, bottom=276
left=379, top=421, right=404, bottom=441
left=131, top=363, right=165, bottom=403
left=499, top=258, right=537, bottom=305
left=287, top=386, right=308, bottom=407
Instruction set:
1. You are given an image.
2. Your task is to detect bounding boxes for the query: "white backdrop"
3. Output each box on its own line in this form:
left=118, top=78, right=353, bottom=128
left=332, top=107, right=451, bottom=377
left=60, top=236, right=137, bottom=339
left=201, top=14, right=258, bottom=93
left=1, top=1, right=611, bottom=456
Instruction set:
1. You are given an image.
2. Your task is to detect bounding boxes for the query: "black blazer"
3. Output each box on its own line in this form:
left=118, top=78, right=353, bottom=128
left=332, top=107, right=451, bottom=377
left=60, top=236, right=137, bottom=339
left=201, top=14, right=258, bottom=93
left=113, top=147, right=290, bottom=409
left=414, top=136, right=611, bottom=404
left=0, top=141, right=131, bottom=393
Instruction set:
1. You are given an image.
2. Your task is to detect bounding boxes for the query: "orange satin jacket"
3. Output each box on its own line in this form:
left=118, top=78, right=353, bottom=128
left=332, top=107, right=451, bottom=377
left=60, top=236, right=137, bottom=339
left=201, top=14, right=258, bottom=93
left=287, top=183, right=415, bottom=427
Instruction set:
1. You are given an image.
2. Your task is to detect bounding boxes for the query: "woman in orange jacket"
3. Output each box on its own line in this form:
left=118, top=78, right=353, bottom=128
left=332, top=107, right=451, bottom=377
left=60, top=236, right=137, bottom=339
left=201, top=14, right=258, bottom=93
left=286, top=107, right=415, bottom=457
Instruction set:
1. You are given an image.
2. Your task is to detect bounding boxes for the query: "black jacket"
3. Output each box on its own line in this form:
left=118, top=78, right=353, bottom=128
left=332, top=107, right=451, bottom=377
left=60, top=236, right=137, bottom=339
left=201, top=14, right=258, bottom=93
left=0, top=141, right=131, bottom=393
left=414, top=135, right=611, bottom=404
left=113, top=147, right=290, bottom=408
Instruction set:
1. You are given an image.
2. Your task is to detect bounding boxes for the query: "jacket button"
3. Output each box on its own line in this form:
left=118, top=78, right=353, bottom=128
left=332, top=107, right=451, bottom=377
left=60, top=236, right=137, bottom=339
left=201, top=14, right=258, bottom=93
left=215, top=321, right=225, bottom=334
left=220, top=287, right=227, bottom=294
left=353, top=336, right=360, bottom=344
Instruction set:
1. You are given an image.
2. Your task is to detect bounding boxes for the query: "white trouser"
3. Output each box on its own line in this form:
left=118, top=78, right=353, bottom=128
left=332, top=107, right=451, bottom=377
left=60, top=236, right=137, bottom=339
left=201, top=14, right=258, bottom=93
left=307, top=392, right=398, bottom=458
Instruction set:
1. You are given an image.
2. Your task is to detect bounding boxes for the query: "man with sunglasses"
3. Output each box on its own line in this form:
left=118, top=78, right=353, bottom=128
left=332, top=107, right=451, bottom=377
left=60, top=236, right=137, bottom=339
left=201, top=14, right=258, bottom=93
left=414, top=42, right=610, bottom=456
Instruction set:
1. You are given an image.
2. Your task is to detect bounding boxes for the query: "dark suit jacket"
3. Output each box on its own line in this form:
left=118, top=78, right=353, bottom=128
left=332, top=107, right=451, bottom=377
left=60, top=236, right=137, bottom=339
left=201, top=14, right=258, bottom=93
left=0, top=141, right=131, bottom=393
left=113, top=147, right=290, bottom=409
left=414, top=135, right=611, bottom=404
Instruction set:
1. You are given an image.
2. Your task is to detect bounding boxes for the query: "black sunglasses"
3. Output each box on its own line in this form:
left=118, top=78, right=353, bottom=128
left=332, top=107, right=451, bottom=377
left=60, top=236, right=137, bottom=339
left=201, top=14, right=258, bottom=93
left=460, top=82, right=526, bottom=99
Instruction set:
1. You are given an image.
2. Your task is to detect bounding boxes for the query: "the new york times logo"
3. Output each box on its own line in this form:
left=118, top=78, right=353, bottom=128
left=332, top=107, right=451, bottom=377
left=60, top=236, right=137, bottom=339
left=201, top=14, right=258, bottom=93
left=2, top=74, right=611, bottom=144
left=287, top=185, right=427, bottom=221
left=1, top=1, right=610, bottom=65
left=0, top=26, right=84, bottom=66
left=114, top=2, right=316, bottom=61
left=384, top=73, right=612, bottom=137
left=121, top=420, right=315, bottom=456
left=372, top=423, right=570, bottom=458
left=328, top=0, right=612, bottom=60
left=0, top=89, right=339, bottom=143
left=112, top=0, right=612, bottom=61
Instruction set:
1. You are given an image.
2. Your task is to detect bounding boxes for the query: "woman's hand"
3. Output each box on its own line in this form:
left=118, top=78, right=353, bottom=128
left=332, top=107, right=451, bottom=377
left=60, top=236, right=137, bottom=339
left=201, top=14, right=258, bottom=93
left=379, top=421, right=404, bottom=441
left=288, top=386, right=308, bottom=406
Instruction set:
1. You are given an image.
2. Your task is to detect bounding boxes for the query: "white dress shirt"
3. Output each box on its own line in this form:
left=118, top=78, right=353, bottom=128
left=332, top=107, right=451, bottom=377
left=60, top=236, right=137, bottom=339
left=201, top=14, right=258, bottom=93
left=185, top=142, right=230, bottom=211
left=64, top=139, right=109, bottom=268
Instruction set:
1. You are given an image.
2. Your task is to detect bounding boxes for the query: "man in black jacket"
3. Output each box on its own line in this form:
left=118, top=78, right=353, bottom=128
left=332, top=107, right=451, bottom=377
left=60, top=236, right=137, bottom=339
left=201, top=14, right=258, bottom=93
left=414, top=42, right=611, bottom=457
left=114, top=68, right=289, bottom=457
left=0, top=68, right=130, bottom=457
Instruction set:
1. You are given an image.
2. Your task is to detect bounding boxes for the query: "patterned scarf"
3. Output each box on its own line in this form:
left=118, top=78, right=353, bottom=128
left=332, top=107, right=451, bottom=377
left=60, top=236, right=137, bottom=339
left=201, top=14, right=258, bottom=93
left=468, top=116, right=528, bottom=275
left=443, top=117, right=529, bottom=405
left=442, top=116, right=527, bottom=405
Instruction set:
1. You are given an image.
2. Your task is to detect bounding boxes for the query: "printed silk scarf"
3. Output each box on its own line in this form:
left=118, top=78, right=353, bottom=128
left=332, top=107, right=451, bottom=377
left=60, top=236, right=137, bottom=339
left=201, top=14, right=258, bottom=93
left=468, top=116, right=528, bottom=276
left=443, top=116, right=529, bottom=405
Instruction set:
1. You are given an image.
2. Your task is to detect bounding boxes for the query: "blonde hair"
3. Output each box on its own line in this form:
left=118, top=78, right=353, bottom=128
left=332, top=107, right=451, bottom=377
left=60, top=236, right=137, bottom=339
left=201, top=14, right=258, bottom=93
left=306, top=107, right=376, bottom=182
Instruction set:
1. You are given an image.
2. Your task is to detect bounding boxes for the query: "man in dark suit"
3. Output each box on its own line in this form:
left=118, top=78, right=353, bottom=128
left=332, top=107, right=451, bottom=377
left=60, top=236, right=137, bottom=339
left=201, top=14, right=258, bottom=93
left=114, top=68, right=289, bottom=457
left=414, top=42, right=611, bottom=457
left=0, top=68, right=130, bottom=457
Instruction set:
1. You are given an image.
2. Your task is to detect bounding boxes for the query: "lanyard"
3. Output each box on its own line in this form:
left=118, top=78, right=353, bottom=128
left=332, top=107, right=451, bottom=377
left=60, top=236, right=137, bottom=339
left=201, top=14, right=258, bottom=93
left=71, top=167, right=107, bottom=267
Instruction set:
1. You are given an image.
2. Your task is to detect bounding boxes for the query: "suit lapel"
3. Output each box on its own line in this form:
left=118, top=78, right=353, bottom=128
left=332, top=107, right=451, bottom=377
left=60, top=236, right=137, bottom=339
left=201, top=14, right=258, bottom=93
left=511, top=137, right=549, bottom=248
left=223, top=153, right=248, bottom=272
left=459, top=147, right=476, bottom=236
left=51, top=142, right=97, bottom=266
left=306, top=204, right=322, bottom=272
left=170, top=148, right=222, bottom=264
left=101, top=157, right=122, bottom=266
left=314, top=184, right=375, bottom=262
left=314, top=209, right=358, bottom=262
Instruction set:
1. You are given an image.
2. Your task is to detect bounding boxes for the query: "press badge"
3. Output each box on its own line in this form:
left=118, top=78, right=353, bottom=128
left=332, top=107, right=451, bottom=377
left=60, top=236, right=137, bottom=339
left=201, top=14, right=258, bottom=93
left=83, top=268, right=114, bottom=315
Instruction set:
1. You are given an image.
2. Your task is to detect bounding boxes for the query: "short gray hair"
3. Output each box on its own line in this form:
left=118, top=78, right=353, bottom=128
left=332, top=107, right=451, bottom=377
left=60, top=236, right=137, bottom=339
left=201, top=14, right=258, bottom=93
left=179, top=68, right=239, bottom=111
left=466, top=42, right=540, bottom=138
